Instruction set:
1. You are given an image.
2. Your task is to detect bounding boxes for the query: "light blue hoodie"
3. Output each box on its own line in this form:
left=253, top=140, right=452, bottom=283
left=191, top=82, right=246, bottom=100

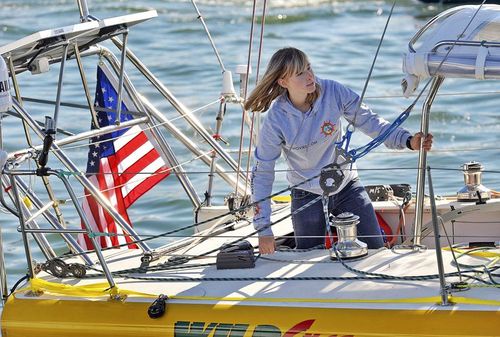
left=251, top=77, right=411, bottom=236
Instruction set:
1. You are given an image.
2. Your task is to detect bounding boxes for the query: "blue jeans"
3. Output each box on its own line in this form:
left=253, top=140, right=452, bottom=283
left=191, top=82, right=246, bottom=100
left=291, top=179, right=384, bottom=249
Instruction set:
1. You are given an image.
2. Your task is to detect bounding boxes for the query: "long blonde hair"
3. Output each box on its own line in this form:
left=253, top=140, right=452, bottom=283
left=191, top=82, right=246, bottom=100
left=244, top=47, right=321, bottom=112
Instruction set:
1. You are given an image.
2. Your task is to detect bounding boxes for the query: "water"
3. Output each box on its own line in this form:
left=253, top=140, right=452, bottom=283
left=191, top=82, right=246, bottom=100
left=0, top=0, right=499, bottom=303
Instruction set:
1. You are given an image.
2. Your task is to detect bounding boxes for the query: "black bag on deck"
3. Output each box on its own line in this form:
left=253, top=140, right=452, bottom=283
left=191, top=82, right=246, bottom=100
left=216, top=240, right=255, bottom=270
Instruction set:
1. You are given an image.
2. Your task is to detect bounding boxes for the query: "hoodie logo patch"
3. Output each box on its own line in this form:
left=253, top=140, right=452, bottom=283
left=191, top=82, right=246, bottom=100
left=320, top=121, right=336, bottom=137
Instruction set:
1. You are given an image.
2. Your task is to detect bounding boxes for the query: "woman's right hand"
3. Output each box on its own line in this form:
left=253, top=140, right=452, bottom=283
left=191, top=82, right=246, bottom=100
left=258, top=235, right=276, bottom=254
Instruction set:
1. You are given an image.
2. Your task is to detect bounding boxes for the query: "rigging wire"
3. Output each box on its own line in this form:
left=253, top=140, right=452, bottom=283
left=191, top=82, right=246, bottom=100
left=4, top=2, right=500, bottom=286
left=348, top=0, right=396, bottom=134
left=47, top=164, right=500, bottom=205
left=337, top=0, right=488, bottom=164
left=243, top=0, right=269, bottom=197
left=234, top=0, right=260, bottom=198
left=190, top=0, right=226, bottom=72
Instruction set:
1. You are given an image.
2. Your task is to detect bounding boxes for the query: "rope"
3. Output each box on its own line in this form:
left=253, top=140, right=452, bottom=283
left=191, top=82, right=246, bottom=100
left=94, top=268, right=498, bottom=285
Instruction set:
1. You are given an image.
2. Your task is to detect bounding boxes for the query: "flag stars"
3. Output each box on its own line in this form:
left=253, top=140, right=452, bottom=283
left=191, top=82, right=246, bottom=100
left=81, top=66, right=169, bottom=250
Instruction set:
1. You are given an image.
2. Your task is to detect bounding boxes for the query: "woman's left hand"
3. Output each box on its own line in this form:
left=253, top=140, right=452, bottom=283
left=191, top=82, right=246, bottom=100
left=410, top=132, right=433, bottom=151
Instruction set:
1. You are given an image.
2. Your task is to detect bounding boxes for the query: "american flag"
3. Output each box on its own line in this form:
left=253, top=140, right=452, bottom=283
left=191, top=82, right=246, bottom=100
left=78, top=65, right=170, bottom=250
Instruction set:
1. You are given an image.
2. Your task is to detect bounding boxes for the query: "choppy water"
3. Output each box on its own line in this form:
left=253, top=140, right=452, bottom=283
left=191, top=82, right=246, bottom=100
left=0, top=0, right=499, bottom=300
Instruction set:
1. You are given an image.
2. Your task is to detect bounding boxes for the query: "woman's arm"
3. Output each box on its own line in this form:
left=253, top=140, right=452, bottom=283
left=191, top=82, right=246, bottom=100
left=251, top=110, right=283, bottom=253
left=337, top=83, right=411, bottom=149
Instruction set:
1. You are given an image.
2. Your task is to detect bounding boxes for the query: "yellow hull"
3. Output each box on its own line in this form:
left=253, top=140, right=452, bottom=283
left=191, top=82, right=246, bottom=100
left=2, top=294, right=499, bottom=337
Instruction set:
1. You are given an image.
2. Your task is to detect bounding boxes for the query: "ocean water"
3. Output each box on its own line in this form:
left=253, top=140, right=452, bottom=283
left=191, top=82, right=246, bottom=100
left=0, top=0, right=499, bottom=302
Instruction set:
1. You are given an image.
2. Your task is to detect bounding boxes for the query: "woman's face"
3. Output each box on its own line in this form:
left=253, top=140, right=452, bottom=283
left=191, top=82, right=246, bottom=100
left=279, top=63, right=316, bottom=97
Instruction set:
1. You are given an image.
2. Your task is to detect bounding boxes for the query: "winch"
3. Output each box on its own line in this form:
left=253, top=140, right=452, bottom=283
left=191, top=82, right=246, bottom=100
left=456, top=161, right=491, bottom=202
left=330, top=212, right=368, bottom=259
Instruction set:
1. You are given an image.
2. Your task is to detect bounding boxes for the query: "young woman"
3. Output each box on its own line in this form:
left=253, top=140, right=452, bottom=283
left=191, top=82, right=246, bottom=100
left=245, top=47, right=433, bottom=254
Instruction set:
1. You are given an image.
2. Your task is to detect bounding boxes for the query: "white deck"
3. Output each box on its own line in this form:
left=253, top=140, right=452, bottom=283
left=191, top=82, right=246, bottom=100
left=31, top=201, right=499, bottom=312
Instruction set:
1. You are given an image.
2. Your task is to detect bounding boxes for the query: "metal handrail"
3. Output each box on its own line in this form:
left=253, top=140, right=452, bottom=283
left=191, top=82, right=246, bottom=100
left=412, top=76, right=444, bottom=247
left=4, top=168, right=116, bottom=289
left=408, top=6, right=464, bottom=53
left=431, top=40, right=500, bottom=52
left=10, top=99, right=151, bottom=253
left=108, top=39, right=251, bottom=194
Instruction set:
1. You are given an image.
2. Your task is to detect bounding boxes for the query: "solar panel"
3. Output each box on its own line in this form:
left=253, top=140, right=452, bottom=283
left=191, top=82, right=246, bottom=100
left=0, top=10, right=157, bottom=74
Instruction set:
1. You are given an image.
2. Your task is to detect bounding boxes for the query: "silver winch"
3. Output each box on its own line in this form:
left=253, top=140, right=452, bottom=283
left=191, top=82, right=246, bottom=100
left=456, top=161, right=491, bottom=202
left=330, top=212, right=368, bottom=260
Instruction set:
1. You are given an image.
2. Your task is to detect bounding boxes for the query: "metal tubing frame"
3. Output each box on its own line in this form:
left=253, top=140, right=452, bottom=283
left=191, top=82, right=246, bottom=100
left=100, top=49, right=203, bottom=207
left=427, top=166, right=449, bottom=306
left=9, top=175, right=35, bottom=279
left=21, top=228, right=86, bottom=234
left=206, top=101, right=226, bottom=206
left=76, top=0, right=91, bottom=22
left=11, top=99, right=151, bottom=252
left=2, top=174, right=57, bottom=261
left=11, top=116, right=149, bottom=158
left=56, top=171, right=115, bottom=288
left=13, top=175, right=93, bottom=265
left=431, top=40, right=500, bottom=52
left=73, top=41, right=100, bottom=129
left=0, top=175, right=18, bottom=216
left=147, top=122, right=202, bottom=205
left=53, top=43, right=70, bottom=129
left=9, top=167, right=116, bottom=289
left=115, top=32, right=129, bottom=125
left=7, top=55, right=68, bottom=229
left=16, top=213, right=56, bottom=261
left=79, top=45, right=247, bottom=206
left=108, top=39, right=250, bottom=193
left=140, top=97, right=247, bottom=200
left=408, top=6, right=463, bottom=53
left=0, top=222, right=7, bottom=302
left=412, top=76, right=444, bottom=246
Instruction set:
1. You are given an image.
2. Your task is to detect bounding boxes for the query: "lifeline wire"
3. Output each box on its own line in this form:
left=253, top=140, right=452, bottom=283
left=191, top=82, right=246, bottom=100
left=55, top=162, right=500, bottom=257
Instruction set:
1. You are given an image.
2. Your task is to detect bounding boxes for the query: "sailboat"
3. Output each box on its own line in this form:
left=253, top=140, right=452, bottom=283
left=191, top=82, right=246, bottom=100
left=418, top=0, right=500, bottom=5
left=0, top=2, right=498, bottom=336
